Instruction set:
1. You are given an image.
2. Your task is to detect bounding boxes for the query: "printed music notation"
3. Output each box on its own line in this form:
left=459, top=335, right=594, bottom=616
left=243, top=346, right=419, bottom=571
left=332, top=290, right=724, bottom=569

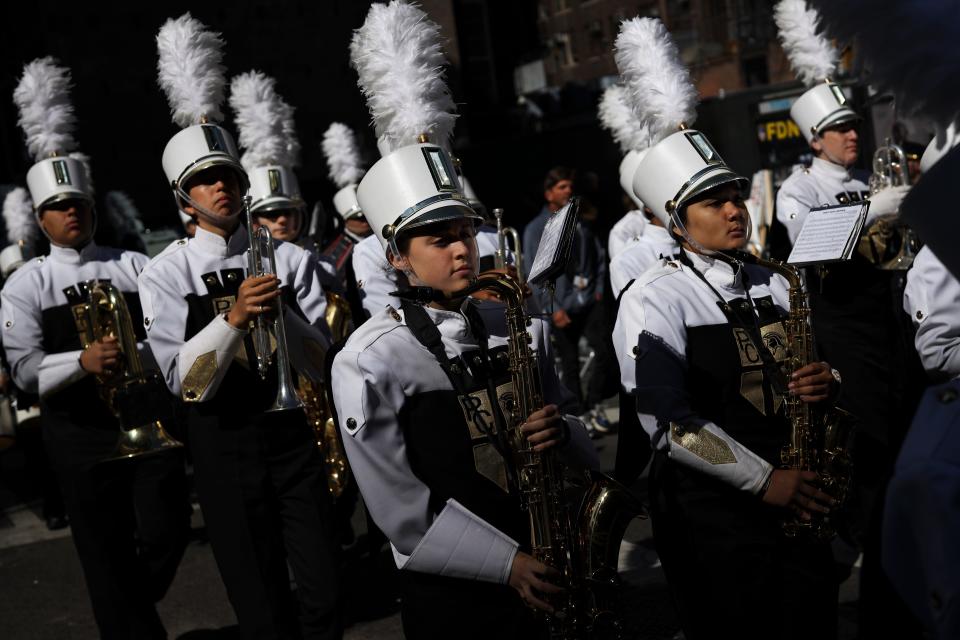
left=787, top=202, right=869, bottom=266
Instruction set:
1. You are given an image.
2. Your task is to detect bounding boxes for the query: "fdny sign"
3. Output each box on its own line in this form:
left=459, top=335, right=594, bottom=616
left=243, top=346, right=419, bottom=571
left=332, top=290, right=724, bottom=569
left=757, top=119, right=802, bottom=142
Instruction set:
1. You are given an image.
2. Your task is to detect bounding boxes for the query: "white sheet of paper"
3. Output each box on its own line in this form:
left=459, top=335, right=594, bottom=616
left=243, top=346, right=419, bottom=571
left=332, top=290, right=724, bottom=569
left=787, top=202, right=869, bottom=266
left=528, top=201, right=572, bottom=284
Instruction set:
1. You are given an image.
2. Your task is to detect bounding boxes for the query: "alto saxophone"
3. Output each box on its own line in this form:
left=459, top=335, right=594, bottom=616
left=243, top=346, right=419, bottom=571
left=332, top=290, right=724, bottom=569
left=454, top=273, right=643, bottom=639
left=725, top=251, right=854, bottom=539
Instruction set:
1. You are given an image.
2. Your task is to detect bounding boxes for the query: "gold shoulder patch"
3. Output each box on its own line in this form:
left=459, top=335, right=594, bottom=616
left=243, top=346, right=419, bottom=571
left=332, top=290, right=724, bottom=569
left=670, top=422, right=737, bottom=465
left=182, top=351, right=218, bottom=402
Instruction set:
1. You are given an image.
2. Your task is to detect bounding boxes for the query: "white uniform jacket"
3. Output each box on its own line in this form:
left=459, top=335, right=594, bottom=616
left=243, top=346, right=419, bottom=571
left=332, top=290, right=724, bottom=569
left=2, top=242, right=150, bottom=398
left=609, top=223, right=678, bottom=298
left=138, top=225, right=330, bottom=403
left=332, top=299, right=599, bottom=584
left=352, top=227, right=506, bottom=318
left=613, top=250, right=795, bottom=494
left=776, top=157, right=871, bottom=244
left=904, top=246, right=960, bottom=380
left=607, top=210, right=649, bottom=261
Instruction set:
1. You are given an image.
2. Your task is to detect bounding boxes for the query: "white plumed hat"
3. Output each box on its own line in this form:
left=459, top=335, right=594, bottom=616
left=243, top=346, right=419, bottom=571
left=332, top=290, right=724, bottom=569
left=616, top=17, right=747, bottom=230
left=322, top=122, right=366, bottom=222
left=13, top=57, right=94, bottom=211
left=350, top=1, right=479, bottom=255
left=157, top=13, right=248, bottom=204
left=774, top=0, right=859, bottom=144
left=229, top=71, right=304, bottom=216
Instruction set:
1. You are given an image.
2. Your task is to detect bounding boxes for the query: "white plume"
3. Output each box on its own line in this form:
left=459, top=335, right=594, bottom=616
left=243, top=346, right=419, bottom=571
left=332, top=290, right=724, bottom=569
left=322, top=123, right=365, bottom=188
left=13, top=57, right=78, bottom=161
left=774, top=0, right=838, bottom=85
left=104, top=191, right=145, bottom=236
left=807, top=0, right=960, bottom=139
left=598, top=85, right=651, bottom=154
left=614, top=18, right=698, bottom=144
left=229, top=71, right=300, bottom=170
left=350, top=0, right=457, bottom=153
left=156, top=13, right=227, bottom=128
left=2, top=188, right=37, bottom=245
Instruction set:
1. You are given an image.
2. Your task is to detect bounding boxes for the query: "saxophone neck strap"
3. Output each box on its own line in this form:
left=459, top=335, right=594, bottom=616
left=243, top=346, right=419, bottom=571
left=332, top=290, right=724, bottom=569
left=399, top=299, right=517, bottom=488
left=678, top=251, right=789, bottom=395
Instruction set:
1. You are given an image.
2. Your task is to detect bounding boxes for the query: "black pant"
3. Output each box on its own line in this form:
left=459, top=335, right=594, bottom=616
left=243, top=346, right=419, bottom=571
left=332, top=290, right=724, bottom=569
left=552, top=303, right=618, bottom=412
left=400, top=570, right=542, bottom=639
left=189, top=408, right=341, bottom=640
left=649, top=453, right=837, bottom=640
left=54, top=448, right=190, bottom=640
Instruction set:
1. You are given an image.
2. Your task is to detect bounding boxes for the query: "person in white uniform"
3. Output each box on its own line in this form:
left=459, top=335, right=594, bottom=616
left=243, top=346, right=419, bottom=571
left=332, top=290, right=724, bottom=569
left=773, top=3, right=926, bottom=636
left=3, top=57, right=189, bottom=640
left=141, top=15, right=341, bottom=638
left=613, top=17, right=840, bottom=639
left=333, top=4, right=597, bottom=638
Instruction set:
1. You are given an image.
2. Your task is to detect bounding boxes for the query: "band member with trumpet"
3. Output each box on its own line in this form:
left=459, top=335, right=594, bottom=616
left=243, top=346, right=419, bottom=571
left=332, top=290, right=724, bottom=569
left=2, top=57, right=190, bottom=639
left=612, top=17, right=842, bottom=639
left=332, top=4, right=597, bottom=637
left=772, top=3, right=926, bottom=636
left=140, top=15, right=340, bottom=639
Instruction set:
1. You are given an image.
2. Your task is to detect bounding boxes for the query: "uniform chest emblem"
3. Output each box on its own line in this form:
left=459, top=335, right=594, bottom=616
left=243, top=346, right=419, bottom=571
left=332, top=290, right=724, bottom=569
left=459, top=381, right=514, bottom=493
left=732, top=320, right=789, bottom=417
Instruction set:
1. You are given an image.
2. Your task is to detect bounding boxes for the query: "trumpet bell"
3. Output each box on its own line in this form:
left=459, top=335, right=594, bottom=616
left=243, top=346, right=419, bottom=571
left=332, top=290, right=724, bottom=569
left=267, top=381, right=304, bottom=413
left=103, top=420, right=183, bottom=462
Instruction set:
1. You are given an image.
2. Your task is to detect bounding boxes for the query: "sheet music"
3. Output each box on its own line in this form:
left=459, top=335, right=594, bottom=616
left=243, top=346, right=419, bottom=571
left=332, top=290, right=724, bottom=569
left=787, top=202, right=869, bottom=266
left=527, top=200, right=574, bottom=284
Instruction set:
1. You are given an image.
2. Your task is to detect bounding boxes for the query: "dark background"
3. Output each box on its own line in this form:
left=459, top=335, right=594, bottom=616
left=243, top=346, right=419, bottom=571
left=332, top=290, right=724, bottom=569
left=0, top=0, right=878, bottom=249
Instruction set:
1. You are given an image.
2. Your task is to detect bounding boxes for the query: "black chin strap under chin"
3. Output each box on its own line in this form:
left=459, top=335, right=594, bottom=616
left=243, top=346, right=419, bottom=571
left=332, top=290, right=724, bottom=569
left=174, top=185, right=240, bottom=227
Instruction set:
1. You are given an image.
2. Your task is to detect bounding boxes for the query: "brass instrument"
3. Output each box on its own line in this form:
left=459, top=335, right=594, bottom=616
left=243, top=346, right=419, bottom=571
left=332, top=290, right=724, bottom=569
left=860, top=138, right=920, bottom=270
left=298, top=291, right=352, bottom=498
left=245, top=195, right=303, bottom=412
left=492, top=208, right=525, bottom=287
left=80, top=281, right=183, bottom=461
left=455, top=274, right=643, bottom=638
left=723, top=251, right=854, bottom=540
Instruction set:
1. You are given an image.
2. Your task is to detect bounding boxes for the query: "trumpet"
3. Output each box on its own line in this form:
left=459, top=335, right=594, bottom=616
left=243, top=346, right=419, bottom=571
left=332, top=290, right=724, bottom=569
left=81, top=280, right=183, bottom=461
left=861, top=138, right=921, bottom=270
left=493, top=208, right=524, bottom=287
left=245, top=196, right=304, bottom=412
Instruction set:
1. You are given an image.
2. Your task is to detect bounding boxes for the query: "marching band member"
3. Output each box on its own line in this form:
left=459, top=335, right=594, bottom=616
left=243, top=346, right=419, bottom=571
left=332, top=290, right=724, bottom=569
left=229, top=71, right=342, bottom=293
left=322, top=122, right=373, bottom=249
left=773, top=3, right=925, bottom=636
left=141, top=15, right=340, bottom=638
left=2, top=58, right=189, bottom=639
left=903, top=128, right=960, bottom=381
left=612, top=18, right=839, bottom=639
left=333, top=4, right=596, bottom=637
left=599, top=84, right=677, bottom=272
left=598, top=81, right=678, bottom=298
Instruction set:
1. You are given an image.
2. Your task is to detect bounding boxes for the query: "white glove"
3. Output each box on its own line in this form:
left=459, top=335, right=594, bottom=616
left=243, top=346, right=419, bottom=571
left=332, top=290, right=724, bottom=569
left=866, top=185, right=911, bottom=224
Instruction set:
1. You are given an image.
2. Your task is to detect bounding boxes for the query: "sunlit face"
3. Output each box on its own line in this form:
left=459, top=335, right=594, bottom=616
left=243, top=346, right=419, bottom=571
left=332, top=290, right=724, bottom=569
left=39, top=198, right=94, bottom=248
left=812, top=122, right=859, bottom=168
left=544, top=179, right=573, bottom=211
left=675, top=183, right=749, bottom=253
left=389, top=217, right=479, bottom=296
left=184, top=165, right=243, bottom=230
left=255, top=208, right=302, bottom=242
